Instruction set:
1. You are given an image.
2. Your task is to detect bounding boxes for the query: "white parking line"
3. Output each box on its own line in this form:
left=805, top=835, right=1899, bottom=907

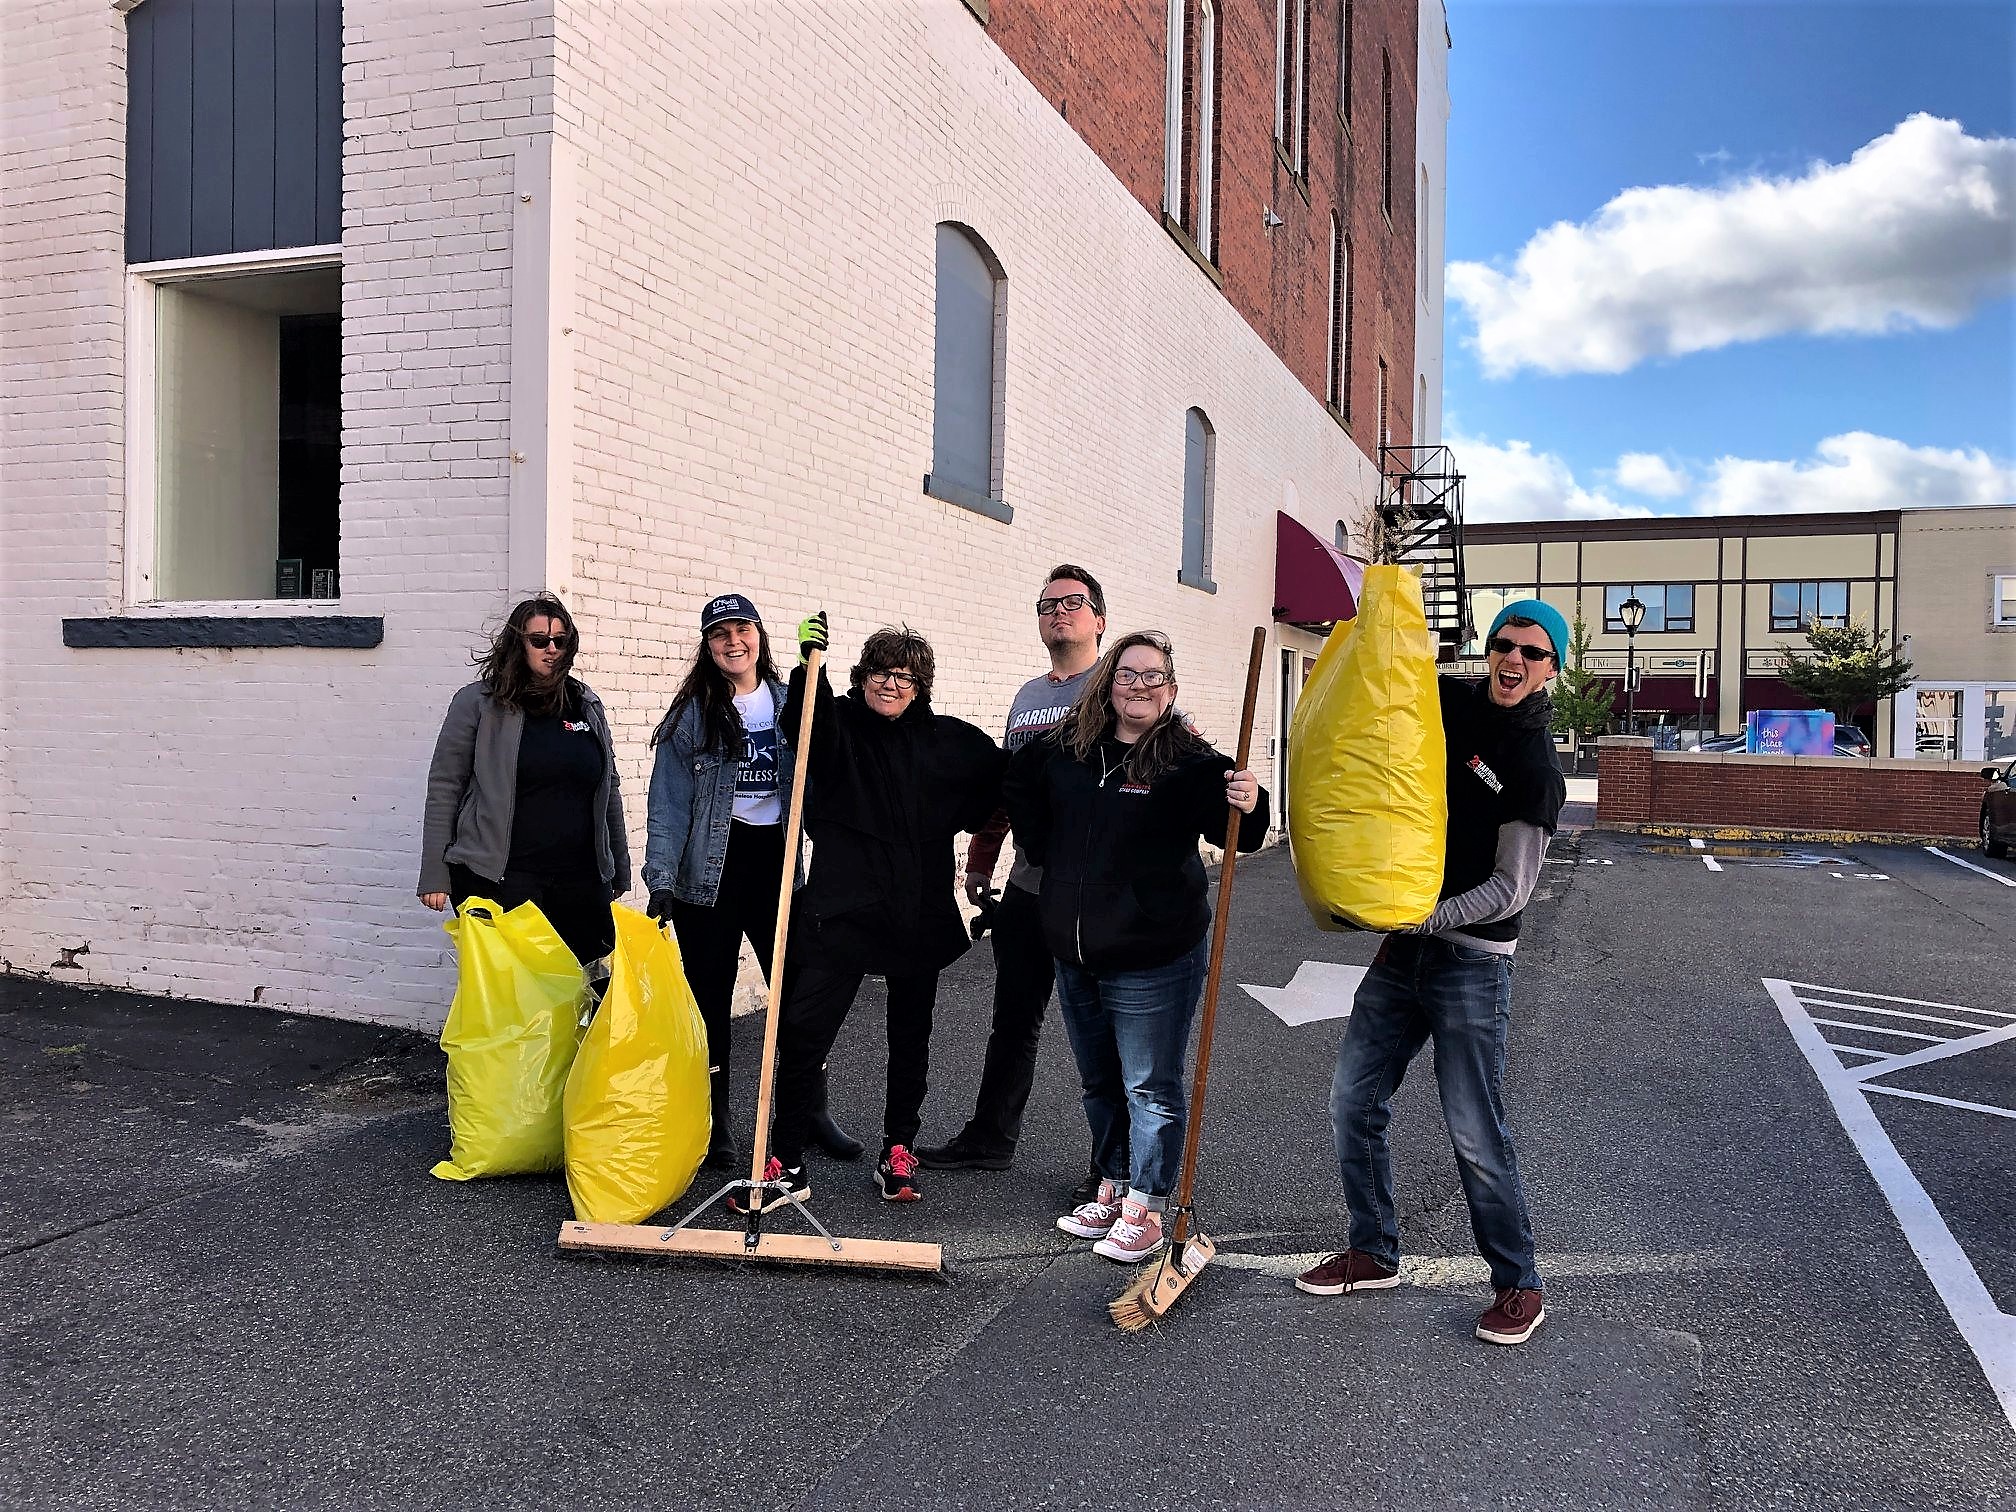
left=1702, top=855, right=1724, bottom=873
left=1850, top=1021, right=2016, bottom=1084
left=1800, top=999, right=2005, bottom=1033
left=1863, top=1085, right=2016, bottom=1122
left=1812, top=1019, right=1948, bottom=1042
left=1766, top=978, right=2016, bottom=1433
left=1926, top=846, right=2016, bottom=888
left=1790, top=983, right=2016, bottom=1018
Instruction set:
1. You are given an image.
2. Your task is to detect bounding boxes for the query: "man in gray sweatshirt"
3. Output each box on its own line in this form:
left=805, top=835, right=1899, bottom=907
left=916, top=566, right=1117, bottom=1204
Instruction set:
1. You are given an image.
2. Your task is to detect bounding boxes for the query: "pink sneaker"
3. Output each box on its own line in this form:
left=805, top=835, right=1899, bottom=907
left=1056, top=1178, right=1126, bottom=1239
left=1092, top=1198, right=1166, bottom=1262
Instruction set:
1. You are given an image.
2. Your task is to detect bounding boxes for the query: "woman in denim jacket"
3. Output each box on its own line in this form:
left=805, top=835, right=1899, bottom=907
left=645, top=594, right=857, bottom=1171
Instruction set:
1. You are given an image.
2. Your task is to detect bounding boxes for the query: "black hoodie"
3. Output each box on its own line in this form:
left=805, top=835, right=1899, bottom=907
left=1436, top=675, right=1566, bottom=941
left=783, top=666, right=1004, bottom=974
left=1004, top=731, right=1270, bottom=974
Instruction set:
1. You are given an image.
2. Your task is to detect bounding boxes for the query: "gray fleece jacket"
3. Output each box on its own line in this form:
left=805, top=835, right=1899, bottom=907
left=418, top=678, right=631, bottom=898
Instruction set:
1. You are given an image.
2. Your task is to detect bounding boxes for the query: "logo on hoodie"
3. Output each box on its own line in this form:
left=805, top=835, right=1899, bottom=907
left=1467, top=755, right=1503, bottom=794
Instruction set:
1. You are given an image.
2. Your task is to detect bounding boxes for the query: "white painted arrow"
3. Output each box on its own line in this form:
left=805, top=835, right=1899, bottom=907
left=1239, top=959, right=1369, bottom=1026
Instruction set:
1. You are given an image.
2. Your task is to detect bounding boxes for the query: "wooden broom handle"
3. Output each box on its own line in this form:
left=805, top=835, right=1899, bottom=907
left=747, top=647, right=822, bottom=1184
left=1168, top=626, right=1267, bottom=1246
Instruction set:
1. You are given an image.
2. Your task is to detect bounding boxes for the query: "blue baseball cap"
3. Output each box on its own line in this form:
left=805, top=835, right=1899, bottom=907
left=1488, top=599, right=1570, bottom=663
left=700, top=593, right=762, bottom=632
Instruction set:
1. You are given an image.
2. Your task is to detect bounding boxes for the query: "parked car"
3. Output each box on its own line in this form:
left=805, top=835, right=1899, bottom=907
left=1982, top=758, right=2016, bottom=858
left=1687, top=724, right=1872, bottom=758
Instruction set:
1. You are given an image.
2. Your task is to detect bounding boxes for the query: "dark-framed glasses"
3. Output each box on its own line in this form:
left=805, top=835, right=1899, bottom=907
left=865, top=668, right=920, bottom=690
left=1113, top=668, right=1172, bottom=688
left=1487, top=636, right=1554, bottom=664
left=521, top=631, right=570, bottom=650
left=1036, top=593, right=1093, bottom=616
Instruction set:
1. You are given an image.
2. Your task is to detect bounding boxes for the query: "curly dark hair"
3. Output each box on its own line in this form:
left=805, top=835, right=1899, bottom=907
left=850, top=625, right=936, bottom=706
left=1061, top=630, right=1207, bottom=786
left=476, top=595, right=579, bottom=716
left=650, top=618, right=782, bottom=752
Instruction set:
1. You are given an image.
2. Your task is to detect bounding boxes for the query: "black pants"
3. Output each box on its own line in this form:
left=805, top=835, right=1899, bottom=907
left=772, top=960, right=939, bottom=1166
left=666, top=821, right=784, bottom=1088
left=449, top=863, right=613, bottom=966
left=964, top=883, right=1059, bottom=1149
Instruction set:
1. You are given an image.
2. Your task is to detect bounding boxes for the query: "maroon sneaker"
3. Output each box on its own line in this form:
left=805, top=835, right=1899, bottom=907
left=1476, top=1287, right=1546, bottom=1345
left=1294, top=1249, right=1402, bottom=1295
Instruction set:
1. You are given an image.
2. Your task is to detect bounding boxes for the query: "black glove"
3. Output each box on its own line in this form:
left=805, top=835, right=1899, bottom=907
left=797, top=610, right=829, bottom=664
left=646, top=889, right=676, bottom=923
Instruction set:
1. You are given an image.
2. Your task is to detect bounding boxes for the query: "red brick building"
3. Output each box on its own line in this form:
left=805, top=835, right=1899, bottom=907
left=987, top=0, right=1420, bottom=452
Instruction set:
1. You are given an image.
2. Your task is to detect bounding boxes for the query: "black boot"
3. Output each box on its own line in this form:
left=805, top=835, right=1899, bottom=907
left=703, top=1067, right=737, bottom=1170
left=809, top=1067, right=862, bottom=1161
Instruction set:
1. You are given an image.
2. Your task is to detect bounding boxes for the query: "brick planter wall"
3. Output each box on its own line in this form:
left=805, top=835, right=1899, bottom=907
left=1595, top=737, right=1987, bottom=841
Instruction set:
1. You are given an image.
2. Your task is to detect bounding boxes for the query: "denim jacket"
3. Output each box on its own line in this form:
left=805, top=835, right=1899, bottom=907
left=643, top=677, right=803, bottom=905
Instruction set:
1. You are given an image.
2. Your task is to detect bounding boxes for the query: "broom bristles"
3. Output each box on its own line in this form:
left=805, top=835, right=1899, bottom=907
left=1107, top=1254, right=1171, bottom=1332
left=1107, top=1237, right=1215, bottom=1331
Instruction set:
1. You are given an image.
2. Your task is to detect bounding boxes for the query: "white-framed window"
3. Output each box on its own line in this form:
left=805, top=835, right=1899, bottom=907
left=927, top=222, right=1010, bottom=521
left=124, top=245, right=343, bottom=606
left=1381, top=48, right=1394, bottom=219
left=1164, top=0, right=1186, bottom=225
left=1275, top=0, right=1289, bottom=146
left=1993, top=573, right=2016, bottom=628
left=1291, top=0, right=1308, bottom=173
left=1325, top=212, right=1344, bottom=410
left=1194, top=0, right=1217, bottom=259
left=1276, top=0, right=1307, bottom=166
left=1419, top=165, right=1431, bottom=298
left=1179, top=407, right=1217, bottom=592
left=1375, top=356, right=1390, bottom=458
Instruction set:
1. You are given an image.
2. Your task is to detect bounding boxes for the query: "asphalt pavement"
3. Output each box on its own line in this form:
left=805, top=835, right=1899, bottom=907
left=2, top=834, right=2012, bottom=1510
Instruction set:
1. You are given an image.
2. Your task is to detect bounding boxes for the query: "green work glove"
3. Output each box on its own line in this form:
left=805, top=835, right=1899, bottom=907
left=797, top=610, right=829, bottom=664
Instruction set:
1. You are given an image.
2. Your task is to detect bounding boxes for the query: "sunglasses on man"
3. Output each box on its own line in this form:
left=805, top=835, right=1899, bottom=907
left=1487, top=636, right=1555, bottom=664
left=521, top=631, right=571, bottom=650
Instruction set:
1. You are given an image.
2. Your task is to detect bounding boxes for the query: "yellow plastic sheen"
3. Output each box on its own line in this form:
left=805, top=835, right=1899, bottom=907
left=430, top=898, right=589, bottom=1181
left=562, top=904, right=711, bottom=1225
left=1287, top=565, right=1448, bottom=932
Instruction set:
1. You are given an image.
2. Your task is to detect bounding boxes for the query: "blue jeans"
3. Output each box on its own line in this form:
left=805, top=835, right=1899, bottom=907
left=1330, top=934, right=1541, bottom=1291
left=1053, top=939, right=1210, bottom=1200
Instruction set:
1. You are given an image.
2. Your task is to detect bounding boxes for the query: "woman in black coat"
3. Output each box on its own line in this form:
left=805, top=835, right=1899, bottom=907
left=749, top=617, right=1004, bottom=1210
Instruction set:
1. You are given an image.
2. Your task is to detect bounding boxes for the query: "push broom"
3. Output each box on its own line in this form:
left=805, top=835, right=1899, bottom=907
left=558, top=645, right=944, bottom=1276
left=1109, top=625, right=1267, bottom=1330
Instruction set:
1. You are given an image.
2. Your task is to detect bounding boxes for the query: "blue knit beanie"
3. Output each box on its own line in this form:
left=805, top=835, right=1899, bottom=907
left=1489, top=599, right=1571, bottom=662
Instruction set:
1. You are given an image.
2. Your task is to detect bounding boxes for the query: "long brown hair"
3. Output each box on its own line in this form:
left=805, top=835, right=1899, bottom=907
left=1061, top=630, right=1207, bottom=786
left=651, top=621, right=782, bottom=752
left=476, top=595, right=579, bottom=715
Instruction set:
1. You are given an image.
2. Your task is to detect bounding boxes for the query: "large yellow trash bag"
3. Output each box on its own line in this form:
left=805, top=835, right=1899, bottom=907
left=431, top=898, right=590, bottom=1181
left=562, top=904, right=711, bottom=1224
left=1288, top=564, right=1447, bottom=932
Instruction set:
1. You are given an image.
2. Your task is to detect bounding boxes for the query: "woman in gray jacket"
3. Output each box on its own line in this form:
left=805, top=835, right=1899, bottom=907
left=418, top=595, right=630, bottom=966
left=645, top=594, right=856, bottom=1171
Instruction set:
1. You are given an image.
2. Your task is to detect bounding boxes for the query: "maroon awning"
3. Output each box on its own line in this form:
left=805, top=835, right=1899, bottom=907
left=1273, top=511, right=1367, bottom=626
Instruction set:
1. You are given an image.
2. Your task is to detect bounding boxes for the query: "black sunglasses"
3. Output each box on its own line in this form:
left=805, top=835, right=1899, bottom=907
left=1487, top=635, right=1554, bottom=663
left=521, top=631, right=571, bottom=650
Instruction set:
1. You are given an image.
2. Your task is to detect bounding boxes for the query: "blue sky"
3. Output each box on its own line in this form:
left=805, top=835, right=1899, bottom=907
left=1441, top=0, right=2015, bottom=519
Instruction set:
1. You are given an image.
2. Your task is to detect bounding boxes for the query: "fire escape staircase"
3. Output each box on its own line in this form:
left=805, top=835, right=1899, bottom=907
left=1376, top=443, right=1471, bottom=654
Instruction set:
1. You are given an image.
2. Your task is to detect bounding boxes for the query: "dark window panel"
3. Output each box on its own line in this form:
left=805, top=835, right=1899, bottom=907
left=189, top=0, right=236, bottom=257
left=315, top=0, right=342, bottom=245
left=125, top=15, right=154, bottom=262
left=272, top=0, right=320, bottom=248
left=147, top=0, right=196, bottom=260
left=932, top=224, right=1000, bottom=502
left=233, top=0, right=278, bottom=251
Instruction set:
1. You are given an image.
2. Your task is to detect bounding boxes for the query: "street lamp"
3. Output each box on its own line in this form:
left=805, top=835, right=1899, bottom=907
left=1619, top=594, right=1647, bottom=735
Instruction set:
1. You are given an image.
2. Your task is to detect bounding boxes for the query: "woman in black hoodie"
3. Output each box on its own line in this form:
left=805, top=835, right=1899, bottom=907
left=753, top=617, right=1004, bottom=1209
left=1003, top=631, right=1267, bottom=1264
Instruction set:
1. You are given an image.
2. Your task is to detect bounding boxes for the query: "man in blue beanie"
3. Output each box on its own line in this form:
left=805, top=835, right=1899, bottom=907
left=1297, top=599, right=1568, bottom=1347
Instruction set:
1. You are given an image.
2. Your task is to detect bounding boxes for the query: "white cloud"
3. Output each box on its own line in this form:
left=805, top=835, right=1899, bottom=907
left=1447, top=430, right=1651, bottom=523
left=1451, top=430, right=2013, bottom=523
left=1695, top=431, right=2015, bottom=514
left=1448, top=114, right=2016, bottom=377
left=1614, top=452, right=1689, bottom=497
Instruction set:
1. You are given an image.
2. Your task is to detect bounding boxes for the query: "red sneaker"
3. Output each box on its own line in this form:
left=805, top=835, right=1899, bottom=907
left=1476, top=1287, right=1546, bottom=1346
left=1294, top=1249, right=1402, bottom=1295
left=724, top=1156, right=809, bottom=1214
left=878, top=1143, right=922, bottom=1202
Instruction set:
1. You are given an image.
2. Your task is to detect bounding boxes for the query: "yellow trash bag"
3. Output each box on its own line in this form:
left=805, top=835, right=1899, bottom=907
left=562, top=904, right=711, bottom=1224
left=1288, top=564, right=1447, bottom=932
left=431, top=898, right=589, bottom=1181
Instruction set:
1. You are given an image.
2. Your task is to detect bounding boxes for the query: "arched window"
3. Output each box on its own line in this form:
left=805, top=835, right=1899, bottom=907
left=1180, top=407, right=1217, bottom=592
left=927, top=222, right=1008, bottom=521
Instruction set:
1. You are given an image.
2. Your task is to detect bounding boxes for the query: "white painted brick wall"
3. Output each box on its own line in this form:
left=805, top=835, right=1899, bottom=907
left=3, top=0, right=1385, bottom=1031
left=0, top=0, right=558, bottom=1027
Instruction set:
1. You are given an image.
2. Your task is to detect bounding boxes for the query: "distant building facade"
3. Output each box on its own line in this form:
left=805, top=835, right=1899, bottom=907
left=1458, top=506, right=2015, bottom=759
